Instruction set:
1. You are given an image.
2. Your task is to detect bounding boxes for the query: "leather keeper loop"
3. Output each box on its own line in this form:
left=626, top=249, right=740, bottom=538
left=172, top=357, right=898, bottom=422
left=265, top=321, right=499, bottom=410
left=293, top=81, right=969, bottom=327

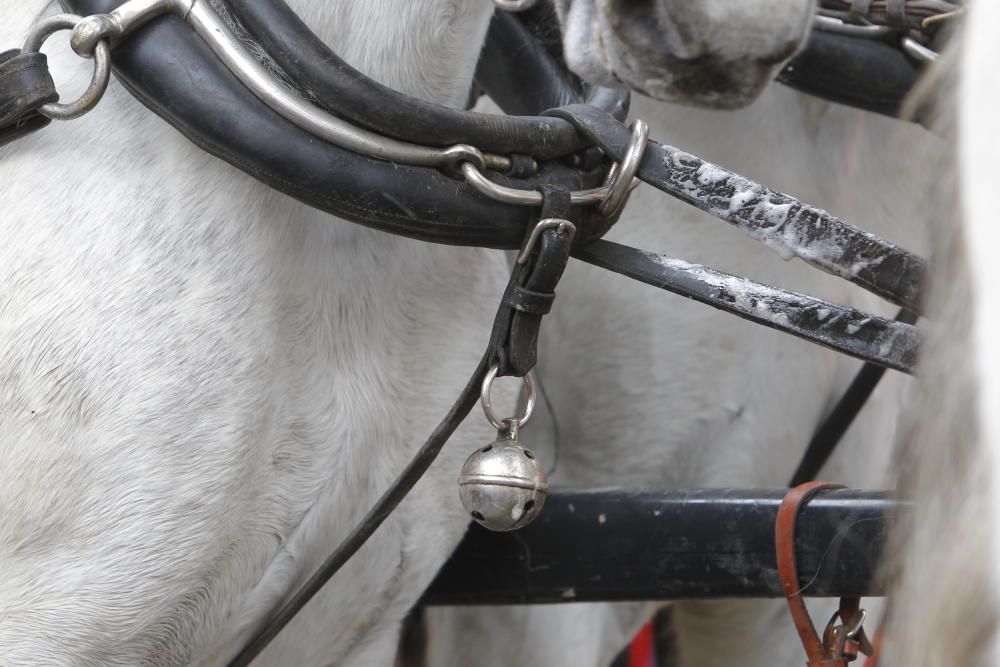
left=506, top=285, right=556, bottom=314
left=0, top=49, right=58, bottom=128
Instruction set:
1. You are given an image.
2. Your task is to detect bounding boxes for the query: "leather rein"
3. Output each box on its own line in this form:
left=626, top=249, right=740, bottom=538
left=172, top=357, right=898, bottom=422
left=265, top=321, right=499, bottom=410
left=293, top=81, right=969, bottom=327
left=0, top=0, right=951, bottom=663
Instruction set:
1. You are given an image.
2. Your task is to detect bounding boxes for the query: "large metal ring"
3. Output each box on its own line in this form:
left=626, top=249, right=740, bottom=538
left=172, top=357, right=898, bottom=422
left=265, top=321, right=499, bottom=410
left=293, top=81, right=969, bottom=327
left=493, top=0, right=540, bottom=11
left=22, top=14, right=112, bottom=121
left=481, top=365, right=537, bottom=431
left=600, top=118, right=648, bottom=218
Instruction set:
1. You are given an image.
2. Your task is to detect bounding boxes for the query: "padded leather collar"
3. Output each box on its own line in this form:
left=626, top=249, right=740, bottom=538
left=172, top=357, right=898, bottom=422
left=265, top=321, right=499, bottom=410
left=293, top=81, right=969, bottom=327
left=61, top=0, right=614, bottom=249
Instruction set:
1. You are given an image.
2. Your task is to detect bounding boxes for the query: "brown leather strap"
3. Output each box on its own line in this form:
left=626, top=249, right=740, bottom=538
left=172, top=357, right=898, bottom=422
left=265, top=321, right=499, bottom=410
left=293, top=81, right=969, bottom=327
left=777, top=483, right=874, bottom=667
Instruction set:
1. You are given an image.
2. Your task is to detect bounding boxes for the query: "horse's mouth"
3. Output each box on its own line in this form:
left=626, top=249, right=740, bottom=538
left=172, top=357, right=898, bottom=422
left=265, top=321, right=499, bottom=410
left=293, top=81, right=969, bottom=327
left=559, top=0, right=809, bottom=109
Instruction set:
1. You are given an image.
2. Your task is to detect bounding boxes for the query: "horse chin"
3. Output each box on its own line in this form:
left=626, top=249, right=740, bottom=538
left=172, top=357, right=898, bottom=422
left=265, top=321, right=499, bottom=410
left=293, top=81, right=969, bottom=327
left=582, top=52, right=782, bottom=110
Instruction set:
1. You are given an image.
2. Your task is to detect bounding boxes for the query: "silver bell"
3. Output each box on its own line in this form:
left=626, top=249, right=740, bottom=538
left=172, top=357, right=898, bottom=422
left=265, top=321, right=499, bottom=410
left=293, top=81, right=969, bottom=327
left=458, top=436, right=548, bottom=532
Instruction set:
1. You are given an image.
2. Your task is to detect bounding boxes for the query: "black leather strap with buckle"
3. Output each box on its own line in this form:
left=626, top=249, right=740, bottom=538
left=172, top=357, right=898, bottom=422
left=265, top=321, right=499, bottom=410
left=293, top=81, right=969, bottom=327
left=494, top=187, right=575, bottom=377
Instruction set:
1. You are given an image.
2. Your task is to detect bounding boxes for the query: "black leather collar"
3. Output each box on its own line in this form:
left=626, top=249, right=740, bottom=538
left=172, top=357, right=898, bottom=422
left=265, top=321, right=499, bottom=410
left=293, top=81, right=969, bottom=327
left=61, top=0, right=621, bottom=249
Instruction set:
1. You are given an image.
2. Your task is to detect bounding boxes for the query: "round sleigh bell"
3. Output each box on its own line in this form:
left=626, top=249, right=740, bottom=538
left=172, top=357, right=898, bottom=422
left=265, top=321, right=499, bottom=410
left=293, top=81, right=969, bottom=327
left=458, top=437, right=548, bottom=532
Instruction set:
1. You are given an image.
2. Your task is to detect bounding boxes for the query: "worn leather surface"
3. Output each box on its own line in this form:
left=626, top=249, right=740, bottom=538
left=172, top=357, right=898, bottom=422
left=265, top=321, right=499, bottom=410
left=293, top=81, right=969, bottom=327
left=225, top=0, right=628, bottom=159
left=498, top=188, right=574, bottom=377
left=573, top=240, right=921, bottom=373
left=0, top=49, right=57, bottom=147
left=61, top=0, right=612, bottom=249
left=550, top=104, right=927, bottom=313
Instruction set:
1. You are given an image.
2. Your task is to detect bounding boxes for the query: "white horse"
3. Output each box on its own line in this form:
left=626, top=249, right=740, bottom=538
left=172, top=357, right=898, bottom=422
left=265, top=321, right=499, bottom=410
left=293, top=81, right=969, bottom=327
left=4, top=1, right=801, bottom=664
left=876, top=3, right=1000, bottom=665
left=0, top=1, right=518, bottom=665
left=427, top=4, right=942, bottom=667
left=0, top=2, right=944, bottom=667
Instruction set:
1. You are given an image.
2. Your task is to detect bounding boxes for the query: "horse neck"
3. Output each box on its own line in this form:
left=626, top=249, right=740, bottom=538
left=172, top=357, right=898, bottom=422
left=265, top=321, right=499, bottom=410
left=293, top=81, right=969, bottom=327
left=285, top=0, right=494, bottom=107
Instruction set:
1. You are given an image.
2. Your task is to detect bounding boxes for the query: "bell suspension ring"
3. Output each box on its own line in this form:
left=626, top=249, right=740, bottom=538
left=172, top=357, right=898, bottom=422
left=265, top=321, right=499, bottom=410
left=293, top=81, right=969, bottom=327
left=458, top=365, right=549, bottom=532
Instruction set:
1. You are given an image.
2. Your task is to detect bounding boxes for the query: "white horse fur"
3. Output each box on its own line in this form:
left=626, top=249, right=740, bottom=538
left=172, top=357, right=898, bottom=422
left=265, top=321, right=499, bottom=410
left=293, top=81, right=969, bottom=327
left=0, top=1, right=508, bottom=665
left=877, top=4, right=1000, bottom=665
left=0, top=1, right=948, bottom=666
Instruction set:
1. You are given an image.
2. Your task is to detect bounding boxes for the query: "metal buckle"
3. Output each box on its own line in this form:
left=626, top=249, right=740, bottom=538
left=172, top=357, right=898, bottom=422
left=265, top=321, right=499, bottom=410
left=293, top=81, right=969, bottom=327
left=516, top=218, right=577, bottom=265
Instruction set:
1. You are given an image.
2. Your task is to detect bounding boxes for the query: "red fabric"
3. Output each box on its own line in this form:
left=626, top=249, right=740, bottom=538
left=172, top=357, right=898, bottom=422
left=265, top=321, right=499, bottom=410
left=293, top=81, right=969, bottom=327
left=628, top=622, right=656, bottom=667
left=862, top=630, right=882, bottom=667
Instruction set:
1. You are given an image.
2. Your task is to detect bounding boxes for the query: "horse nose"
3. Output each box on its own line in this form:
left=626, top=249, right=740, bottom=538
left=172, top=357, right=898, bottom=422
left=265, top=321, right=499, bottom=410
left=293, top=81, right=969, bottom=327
left=602, top=0, right=703, bottom=61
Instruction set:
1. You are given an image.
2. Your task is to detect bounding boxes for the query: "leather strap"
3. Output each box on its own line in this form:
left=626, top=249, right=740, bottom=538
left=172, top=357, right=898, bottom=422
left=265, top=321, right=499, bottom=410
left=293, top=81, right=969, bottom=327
left=573, top=240, right=921, bottom=374
left=484, top=188, right=575, bottom=378
left=0, top=49, right=57, bottom=147
left=777, top=30, right=920, bottom=119
left=777, top=483, right=874, bottom=667
left=502, top=188, right=574, bottom=376
left=506, top=285, right=556, bottom=315
left=549, top=104, right=926, bottom=314
left=820, top=0, right=960, bottom=30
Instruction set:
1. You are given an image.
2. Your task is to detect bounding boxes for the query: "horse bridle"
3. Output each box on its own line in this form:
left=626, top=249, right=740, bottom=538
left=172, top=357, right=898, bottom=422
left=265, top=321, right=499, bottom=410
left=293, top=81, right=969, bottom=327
left=0, top=0, right=956, bottom=663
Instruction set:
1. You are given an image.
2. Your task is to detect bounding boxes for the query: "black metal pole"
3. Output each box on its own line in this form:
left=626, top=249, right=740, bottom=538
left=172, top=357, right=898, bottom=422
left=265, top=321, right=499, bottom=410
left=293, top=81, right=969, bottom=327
left=424, top=489, right=896, bottom=605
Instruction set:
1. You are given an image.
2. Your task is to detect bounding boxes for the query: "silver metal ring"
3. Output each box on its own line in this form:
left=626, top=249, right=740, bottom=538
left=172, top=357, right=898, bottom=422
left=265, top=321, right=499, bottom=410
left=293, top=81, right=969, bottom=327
left=600, top=118, right=648, bottom=218
left=493, top=0, right=540, bottom=11
left=481, top=365, right=537, bottom=431
left=22, top=14, right=112, bottom=121
left=516, top=218, right=577, bottom=265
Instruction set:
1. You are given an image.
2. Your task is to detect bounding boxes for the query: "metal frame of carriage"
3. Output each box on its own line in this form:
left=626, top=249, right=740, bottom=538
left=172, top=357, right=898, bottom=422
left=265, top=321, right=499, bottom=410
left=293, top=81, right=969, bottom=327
left=0, top=0, right=957, bottom=664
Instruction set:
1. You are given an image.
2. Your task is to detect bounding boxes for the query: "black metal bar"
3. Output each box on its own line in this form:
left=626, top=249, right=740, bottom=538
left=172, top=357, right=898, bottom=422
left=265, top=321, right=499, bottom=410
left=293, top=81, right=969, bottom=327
left=424, top=489, right=897, bottom=606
